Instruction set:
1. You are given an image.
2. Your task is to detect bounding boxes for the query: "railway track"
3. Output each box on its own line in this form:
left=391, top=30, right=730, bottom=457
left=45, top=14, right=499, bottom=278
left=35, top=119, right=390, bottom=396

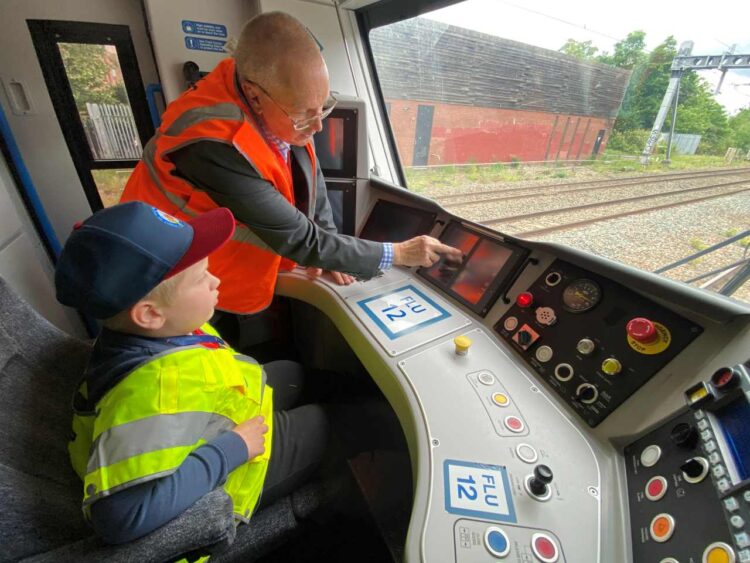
left=436, top=167, right=750, bottom=207
left=479, top=178, right=750, bottom=237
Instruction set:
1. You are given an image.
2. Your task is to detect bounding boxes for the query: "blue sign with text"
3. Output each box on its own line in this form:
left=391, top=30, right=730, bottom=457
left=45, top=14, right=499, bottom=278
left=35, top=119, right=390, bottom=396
left=184, top=37, right=226, bottom=53
left=357, top=285, right=450, bottom=340
left=182, top=20, right=228, bottom=38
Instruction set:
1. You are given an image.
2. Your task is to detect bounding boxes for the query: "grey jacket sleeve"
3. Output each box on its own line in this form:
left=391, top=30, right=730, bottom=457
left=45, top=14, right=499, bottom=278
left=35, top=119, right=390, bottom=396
left=312, top=160, right=338, bottom=235
left=168, top=141, right=383, bottom=277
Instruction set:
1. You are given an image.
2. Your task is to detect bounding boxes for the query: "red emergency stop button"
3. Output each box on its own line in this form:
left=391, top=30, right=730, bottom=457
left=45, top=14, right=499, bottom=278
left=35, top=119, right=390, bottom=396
left=645, top=476, right=668, bottom=501
left=650, top=513, right=675, bottom=542
left=627, top=318, right=657, bottom=343
left=531, top=532, right=559, bottom=562
left=516, top=292, right=534, bottom=308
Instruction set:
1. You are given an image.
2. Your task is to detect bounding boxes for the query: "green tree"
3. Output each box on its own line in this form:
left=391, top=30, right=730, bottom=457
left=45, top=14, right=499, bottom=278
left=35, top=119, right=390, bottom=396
left=667, top=72, right=730, bottom=154
left=58, top=43, right=124, bottom=111
left=728, top=107, right=750, bottom=151
left=559, top=39, right=599, bottom=61
left=597, top=31, right=647, bottom=70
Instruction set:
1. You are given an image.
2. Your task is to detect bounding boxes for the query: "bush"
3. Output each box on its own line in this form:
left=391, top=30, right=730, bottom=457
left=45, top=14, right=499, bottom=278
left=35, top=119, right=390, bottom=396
left=607, top=129, right=652, bottom=154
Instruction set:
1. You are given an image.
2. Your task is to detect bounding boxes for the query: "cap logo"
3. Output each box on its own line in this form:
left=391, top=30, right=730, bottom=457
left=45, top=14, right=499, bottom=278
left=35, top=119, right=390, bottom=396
left=152, top=208, right=185, bottom=228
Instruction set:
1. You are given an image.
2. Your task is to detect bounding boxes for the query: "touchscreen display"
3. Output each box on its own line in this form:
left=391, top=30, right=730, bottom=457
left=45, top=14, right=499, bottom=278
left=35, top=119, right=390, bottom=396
left=316, top=117, right=344, bottom=171
left=420, top=221, right=528, bottom=316
left=359, top=200, right=437, bottom=243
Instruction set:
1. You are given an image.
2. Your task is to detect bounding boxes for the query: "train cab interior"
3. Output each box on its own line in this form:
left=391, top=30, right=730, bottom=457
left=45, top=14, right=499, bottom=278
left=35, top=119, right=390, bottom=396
left=1, top=0, right=750, bottom=562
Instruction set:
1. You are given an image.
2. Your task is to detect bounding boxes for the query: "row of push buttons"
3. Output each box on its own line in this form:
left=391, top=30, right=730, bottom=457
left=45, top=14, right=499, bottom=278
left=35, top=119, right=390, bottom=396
left=485, top=526, right=560, bottom=562
left=476, top=371, right=526, bottom=433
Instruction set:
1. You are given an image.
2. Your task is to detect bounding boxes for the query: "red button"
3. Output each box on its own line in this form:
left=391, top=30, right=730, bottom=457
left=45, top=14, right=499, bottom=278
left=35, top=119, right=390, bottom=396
left=505, top=416, right=525, bottom=433
left=516, top=292, right=534, bottom=308
left=646, top=476, right=668, bottom=501
left=626, top=318, right=658, bottom=343
left=531, top=532, right=559, bottom=562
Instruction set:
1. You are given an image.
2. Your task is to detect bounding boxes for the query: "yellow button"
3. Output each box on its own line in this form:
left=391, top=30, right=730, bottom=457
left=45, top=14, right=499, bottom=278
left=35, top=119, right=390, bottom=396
left=454, top=335, right=472, bottom=356
left=601, top=357, right=622, bottom=375
left=492, top=393, right=510, bottom=407
left=689, top=386, right=709, bottom=404
left=703, top=542, right=735, bottom=563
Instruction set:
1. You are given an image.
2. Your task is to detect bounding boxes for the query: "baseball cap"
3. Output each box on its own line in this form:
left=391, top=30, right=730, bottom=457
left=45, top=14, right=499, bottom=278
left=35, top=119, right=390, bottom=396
left=55, top=202, right=235, bottom=318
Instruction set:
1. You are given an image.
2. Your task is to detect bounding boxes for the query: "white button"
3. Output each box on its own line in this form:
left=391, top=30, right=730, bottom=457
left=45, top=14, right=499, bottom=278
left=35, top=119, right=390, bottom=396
left=659, top=558, right=679, bottom=563
left=732, top=515, right=746, bottom=529
left=516, top=443, right=538, bottom=464
left=640, top=445, right=662, bottom=468
left=705, top=440, right=717, bottom=452
left=535, top=345, right=554, bottom=363
left=695, top=411, right=705, bottom=420
left=713, top=465, right=727, bottom=478
left=709, top=452, right=721, bottom=464
left=701, top=430, right=712, bottom=441
left=478, top=372, right=495, bottom=385
left=739, top=549, right=750, bottom=562
left=725, top=497, right=741, bottom=512
left=744, top=491, right=750, bottom=503
left=718, top=479, right=731, bottom=493
left=736, top=532, right=750, bottom=549
left=697, top=419, right=709, bottom=430
left=503, top=316, right=519, bottom=331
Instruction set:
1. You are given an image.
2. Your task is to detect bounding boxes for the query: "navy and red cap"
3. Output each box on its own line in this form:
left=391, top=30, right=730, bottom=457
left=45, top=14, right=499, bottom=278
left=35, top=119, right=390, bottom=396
left=55, top=201, right=235, bottom=319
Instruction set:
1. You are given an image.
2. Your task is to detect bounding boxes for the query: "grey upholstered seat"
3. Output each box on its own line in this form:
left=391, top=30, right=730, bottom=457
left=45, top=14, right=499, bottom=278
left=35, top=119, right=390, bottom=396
left=0, top=276, right=320, bottom=562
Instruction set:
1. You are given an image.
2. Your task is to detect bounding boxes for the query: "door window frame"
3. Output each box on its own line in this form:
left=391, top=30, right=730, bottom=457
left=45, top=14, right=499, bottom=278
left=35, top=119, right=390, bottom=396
left=27, top=20, right=153, bottom=211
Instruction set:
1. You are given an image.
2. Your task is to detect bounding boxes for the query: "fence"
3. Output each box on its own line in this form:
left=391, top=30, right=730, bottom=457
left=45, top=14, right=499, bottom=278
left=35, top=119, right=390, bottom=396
left=83, top=103, right=142, bottom=160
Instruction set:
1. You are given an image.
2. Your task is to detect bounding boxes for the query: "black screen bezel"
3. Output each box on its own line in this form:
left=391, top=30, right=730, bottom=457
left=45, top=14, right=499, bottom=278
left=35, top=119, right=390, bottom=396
left=418, top=221, right=529, bottom=316
left=359, top=199, right=438, bottom=243
left=315, top=108, right=358, bottom=179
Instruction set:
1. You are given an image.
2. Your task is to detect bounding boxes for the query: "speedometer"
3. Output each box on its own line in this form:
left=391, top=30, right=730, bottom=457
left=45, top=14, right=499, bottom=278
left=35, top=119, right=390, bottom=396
left=562, top=279, right=602, bottom=313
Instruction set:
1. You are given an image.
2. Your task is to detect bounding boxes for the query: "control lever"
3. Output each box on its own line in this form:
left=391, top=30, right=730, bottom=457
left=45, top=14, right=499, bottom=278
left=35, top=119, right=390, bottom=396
left=528, top=464, right=553, bottom=497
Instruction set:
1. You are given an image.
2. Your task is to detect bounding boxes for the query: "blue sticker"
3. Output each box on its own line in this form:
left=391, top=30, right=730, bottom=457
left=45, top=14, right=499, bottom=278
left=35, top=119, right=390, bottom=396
left=444, top=460, right=516, bottom=523
left=357, top=285, right=450, bottom=340
left=184, top=36, right=226, bottom=53
left=182, top=20, right=228, bottom=38
left=152, top=208, right=184, bottom=228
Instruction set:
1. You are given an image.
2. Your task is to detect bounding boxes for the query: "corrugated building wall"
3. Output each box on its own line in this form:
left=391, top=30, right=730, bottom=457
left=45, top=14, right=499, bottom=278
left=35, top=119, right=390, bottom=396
left=371, top=18, right=631, bottom=166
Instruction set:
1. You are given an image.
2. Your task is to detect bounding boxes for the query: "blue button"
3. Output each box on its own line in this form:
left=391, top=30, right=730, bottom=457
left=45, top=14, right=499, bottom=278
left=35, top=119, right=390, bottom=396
left=485, top=526, right=510, bottom=557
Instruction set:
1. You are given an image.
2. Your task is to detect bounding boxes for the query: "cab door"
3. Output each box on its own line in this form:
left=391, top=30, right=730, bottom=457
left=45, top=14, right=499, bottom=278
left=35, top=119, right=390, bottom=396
left=0, top=0, right=159, bottom=245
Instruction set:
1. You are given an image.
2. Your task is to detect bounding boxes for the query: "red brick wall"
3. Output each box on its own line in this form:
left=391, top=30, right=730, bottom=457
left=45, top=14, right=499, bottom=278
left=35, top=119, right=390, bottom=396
left=387, top=99, right=615, bottom=166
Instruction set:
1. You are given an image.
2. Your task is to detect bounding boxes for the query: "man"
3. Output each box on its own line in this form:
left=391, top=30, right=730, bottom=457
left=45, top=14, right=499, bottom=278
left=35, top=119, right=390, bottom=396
left=121, top=11, right=461, bottom=316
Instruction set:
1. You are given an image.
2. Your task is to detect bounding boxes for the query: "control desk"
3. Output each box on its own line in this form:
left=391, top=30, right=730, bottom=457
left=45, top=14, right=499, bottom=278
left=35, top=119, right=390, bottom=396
left=275, top=191, right=750, bottom=563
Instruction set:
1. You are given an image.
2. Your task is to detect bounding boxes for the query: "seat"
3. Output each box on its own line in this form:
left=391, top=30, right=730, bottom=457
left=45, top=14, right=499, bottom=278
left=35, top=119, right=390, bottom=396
left=0, top=276, right=322, bottom=562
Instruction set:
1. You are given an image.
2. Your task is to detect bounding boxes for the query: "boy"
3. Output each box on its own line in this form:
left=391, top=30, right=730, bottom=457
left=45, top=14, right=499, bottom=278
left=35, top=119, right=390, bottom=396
left=56, top=201, right=329, bottom=544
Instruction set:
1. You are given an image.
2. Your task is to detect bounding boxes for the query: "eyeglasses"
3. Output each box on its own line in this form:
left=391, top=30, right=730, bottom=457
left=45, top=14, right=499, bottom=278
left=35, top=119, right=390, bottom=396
left=246, top=80, right=338, bottom=131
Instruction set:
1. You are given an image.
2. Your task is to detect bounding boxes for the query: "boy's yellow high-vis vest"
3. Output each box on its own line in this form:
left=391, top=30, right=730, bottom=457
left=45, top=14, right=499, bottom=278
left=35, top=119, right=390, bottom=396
left=69, top=324, right=273, bottom=522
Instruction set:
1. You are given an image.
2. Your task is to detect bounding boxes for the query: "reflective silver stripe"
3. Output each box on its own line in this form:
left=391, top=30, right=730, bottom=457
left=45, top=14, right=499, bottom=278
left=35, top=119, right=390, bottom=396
left=142, top=136, right=193, bottom=213
left=83, top=468, right=176, bottom=507
left=164, top=103, right=243, bottom=136
left=230, top=224, right=272, bottom=250
left=87, top=411, right=235, bottom=474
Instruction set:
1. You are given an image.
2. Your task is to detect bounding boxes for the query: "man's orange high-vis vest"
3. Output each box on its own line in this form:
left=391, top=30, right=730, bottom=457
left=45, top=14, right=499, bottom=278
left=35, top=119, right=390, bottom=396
left=121, top=58, right=316, bottom=314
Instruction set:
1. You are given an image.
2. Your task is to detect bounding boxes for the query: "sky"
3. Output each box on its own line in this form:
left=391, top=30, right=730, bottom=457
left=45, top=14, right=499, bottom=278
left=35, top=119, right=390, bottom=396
left=424, top=0, right=750, bottom=114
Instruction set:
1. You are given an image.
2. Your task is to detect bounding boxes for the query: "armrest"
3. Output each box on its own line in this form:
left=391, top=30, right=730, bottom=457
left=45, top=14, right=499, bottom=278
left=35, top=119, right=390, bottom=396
left=23, top=488, right=236, bottom=563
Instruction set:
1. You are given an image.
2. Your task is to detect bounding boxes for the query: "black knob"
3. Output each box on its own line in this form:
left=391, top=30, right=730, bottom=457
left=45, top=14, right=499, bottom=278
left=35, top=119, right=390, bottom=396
left=518, top=330, right=532, bottom=346
left=681, top=457, right=707, bottom=480
left=529, top=464, right=553, bottom=496
left=670, top=423, right=698, bottom=449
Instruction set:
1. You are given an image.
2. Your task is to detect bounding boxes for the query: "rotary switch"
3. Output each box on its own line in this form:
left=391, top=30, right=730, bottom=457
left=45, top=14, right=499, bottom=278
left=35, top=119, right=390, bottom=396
left=681, top=457, right=709, bottom=483
left=670, top=422, right=698, bottom=449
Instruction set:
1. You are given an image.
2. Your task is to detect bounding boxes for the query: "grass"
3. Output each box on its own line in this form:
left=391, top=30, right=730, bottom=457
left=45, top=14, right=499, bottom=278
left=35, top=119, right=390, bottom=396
left=91, top=169, right=132, bottom=207
left=403, top=153, right=749, bottom=194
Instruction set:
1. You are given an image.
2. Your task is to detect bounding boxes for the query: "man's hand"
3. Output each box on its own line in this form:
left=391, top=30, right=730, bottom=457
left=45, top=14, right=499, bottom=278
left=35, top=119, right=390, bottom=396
left=232, top=415, right=269, bottom=460
left=393, top=235, right=463, bottom=268
left=305, top=267, right=355, bottom=285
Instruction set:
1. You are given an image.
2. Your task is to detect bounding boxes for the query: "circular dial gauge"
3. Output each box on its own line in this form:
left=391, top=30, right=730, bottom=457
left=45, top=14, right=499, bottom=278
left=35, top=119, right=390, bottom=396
left=562, top=279, right=601, bottom=313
